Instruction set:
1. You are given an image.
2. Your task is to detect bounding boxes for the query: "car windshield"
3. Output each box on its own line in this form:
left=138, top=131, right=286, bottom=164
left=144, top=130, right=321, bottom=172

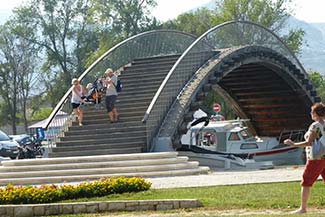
left=0, top=131, right=10, bottom=141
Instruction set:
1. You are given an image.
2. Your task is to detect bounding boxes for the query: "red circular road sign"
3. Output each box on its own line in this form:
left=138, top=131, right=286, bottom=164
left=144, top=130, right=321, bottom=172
left=213, top=103, right=220, bottom=113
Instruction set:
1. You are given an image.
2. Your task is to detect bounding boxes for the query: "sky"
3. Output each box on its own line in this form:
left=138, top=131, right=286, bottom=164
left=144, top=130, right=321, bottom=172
left=0, top=0, right=325, bottom=23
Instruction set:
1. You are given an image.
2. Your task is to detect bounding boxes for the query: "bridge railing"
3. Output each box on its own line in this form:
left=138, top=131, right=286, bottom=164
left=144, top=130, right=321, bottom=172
left=41, top=30, right=197, bottom=149
left=142, top=20, right=308, bottom=151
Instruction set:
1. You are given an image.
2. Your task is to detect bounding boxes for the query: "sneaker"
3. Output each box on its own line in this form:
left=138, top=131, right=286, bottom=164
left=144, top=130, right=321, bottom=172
left=79, top=123, right=83, bottom=126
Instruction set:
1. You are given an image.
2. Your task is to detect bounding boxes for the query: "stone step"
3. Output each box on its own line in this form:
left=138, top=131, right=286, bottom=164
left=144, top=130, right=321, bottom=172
left=0, top=167, right=210, bottom=185
left=50, top=146, right=143, bottom=157
left=132, top=54, right=179, bottom=61
left=0, top=162, right=199, bottom=179
left=52, top=141, right=145, bottom=152
left=83, top=104, right=148, bottom=114
left=64, top=125, right=145, bottom=136
left=67, top=121, right=143, bottom=130
left=76, top=116, right=143, bottom=125
left=82, top=110, right=146, bottom=121
left=60, top=130, right=145, bottom=141
left=121, top=83, right=161, bottom=92
left=116, top=93, right=156, bottom=102
left=56, top=135, right=146, bottom=147
left=121, top=71, right=169, bottom=80
left=0, top=156, right=190, bottom=172
left=0, top=152, right=209, bottom=186
left=3, top=152, right=179, bottom=166
left=131, top=55, right=179, bottom=65
left=121, top=71, right=168, bottom=81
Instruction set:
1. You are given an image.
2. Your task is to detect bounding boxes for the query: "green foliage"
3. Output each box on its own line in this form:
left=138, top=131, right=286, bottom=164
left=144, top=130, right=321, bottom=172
left=0, top=177, right=151, bottom=205
left=162, top=8, right=219, bottom=36
left=282, top=29, right=305, bottom=54
left=215, top=0, right=291, bottom=28
left=29, top=108, right=52, bottom=121
left=308, top=71, right=325, bottom=101
left=163, top=0, right=303, bottom=55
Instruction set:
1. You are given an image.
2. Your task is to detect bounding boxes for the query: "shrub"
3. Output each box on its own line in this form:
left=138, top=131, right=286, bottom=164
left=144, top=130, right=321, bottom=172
left=0, top=177, right=151, bottom=204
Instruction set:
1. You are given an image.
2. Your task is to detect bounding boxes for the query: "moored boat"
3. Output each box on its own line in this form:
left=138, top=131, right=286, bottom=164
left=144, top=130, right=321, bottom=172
left=178, top=119, right=305, bottom=168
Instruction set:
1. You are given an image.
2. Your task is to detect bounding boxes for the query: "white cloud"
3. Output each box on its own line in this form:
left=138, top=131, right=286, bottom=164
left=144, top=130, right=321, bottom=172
left=291, top=0, right=325, bottom=23
left=0, top=0, right=23, bottom=10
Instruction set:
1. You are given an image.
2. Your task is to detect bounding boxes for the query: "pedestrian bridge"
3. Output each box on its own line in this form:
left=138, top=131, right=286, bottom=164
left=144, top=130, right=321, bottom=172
left=43, top=21, right=319, bottom=157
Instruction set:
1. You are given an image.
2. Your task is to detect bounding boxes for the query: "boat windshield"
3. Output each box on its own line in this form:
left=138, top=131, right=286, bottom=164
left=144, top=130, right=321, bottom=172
left=240, top=129, right=253, bottom=140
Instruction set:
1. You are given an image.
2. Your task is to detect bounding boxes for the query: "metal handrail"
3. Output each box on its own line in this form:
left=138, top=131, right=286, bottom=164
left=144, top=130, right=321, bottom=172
left=142, top=20, right=308, bottom=123
left=42, top=30, right=197, bottom=130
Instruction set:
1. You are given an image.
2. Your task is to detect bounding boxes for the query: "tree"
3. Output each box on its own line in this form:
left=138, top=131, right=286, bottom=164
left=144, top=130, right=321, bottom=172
left=162, top=8, right=218, bottom=36
left=308, top=71, right=325, bottom=101
left=0, top=21, right=39, bottom=133
left=86, top=0, right=159, bottom=65
left=215, top=0, right=304, bottom=54
left=12, top=0, right=99, bottom=106
left=163, top=0, right=304, bottom=54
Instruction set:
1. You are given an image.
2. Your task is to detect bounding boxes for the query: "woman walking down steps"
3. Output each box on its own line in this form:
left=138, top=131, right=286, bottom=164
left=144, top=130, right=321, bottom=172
left=71, top=78, right=86, bottom=126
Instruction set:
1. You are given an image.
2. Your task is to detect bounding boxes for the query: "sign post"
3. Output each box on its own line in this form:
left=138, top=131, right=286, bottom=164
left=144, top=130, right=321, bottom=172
left=213, top=103, right=220, bottom=113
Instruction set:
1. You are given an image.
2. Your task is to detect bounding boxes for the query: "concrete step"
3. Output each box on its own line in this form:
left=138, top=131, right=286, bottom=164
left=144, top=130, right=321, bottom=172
left=49, top=146, right=143, bottom=157
left=67, top=121, right=143, bottom=130
left=60, top=130, right=145, bottom=141
left=121, top=72, right=168, bottom=81
left=132, top=54, right=179, bottom=62
left=82, top=110, right=146, bottom=121
left=0, top=167, right=209, bottom=185
left=0, top=162, right=199, bottom=179
left=3, top=152, right=179, bottom=166
left=56, top=135, right=146, bottom=147
left=83, top=104, right=148, bottom=114
left=64, top=125, right=145, bottom=136
left=131, top=55, right=179, bottom=65
left=52, top=141, right=145, bottom=152
left=0, top=156, right=190, bottom=172
left=0, top=152, right=209, bottom=185
left=117, top=92, right=156, bottom=100
left=121, top=71, right=169, bottom=80
left=76, top=116, right=143, bottom=125
left=121, top=83, right=161, bottom=92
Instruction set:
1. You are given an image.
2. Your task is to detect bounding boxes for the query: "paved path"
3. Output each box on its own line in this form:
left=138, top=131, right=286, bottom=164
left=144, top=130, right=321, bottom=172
left=147, top=165, right=305, bottom=189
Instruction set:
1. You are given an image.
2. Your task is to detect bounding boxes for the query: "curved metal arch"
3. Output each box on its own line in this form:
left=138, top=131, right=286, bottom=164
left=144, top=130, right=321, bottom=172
left=142, top=20, right=308, bottom=123
left=142, top=21, right=307, bottom=152
left=42, top=29, right=198, bottom=130
left=157, top=45, right=315, bottom=149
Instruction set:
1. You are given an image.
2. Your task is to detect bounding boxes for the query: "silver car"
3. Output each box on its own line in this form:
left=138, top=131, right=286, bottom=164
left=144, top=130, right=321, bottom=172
left=0, top=130, right=19, bottom=159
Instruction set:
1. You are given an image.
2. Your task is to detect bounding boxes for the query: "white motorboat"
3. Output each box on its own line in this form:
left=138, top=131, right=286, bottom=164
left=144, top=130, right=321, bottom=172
left=179, top=118, right=305, bottom=168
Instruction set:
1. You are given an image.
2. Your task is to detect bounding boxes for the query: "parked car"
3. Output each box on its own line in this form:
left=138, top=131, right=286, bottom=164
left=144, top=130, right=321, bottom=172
left=0, top=130, right=19, bottom=159
left=10, top=134, right=33, bottom=146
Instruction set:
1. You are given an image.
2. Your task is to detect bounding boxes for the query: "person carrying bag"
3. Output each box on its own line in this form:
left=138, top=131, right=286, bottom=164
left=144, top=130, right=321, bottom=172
left=284, top=103, right=325, bottom=214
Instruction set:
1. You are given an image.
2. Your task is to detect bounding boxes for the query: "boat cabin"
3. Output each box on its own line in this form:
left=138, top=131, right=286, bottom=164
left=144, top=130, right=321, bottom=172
left=189, top=120, right=278, bottom=154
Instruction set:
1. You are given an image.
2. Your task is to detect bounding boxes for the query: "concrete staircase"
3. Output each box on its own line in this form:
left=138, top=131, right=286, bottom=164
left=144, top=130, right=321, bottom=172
left=0, top=152, right=209, bottom=186
left=49, top=54, right=181, bottom=158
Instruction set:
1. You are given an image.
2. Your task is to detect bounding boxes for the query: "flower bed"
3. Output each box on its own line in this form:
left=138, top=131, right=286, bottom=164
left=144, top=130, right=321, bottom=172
left=0, top=177, right=151, bottom=204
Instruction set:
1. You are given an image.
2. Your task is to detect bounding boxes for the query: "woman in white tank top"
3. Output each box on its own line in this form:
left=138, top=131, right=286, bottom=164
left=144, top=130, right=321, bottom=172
left=71, top=78, right=85, bottom=126
left=284, top=103, right=325, bottom=214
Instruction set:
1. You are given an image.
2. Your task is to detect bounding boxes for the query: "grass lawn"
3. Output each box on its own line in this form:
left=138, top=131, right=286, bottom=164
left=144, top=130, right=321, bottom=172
left=53, top=180, right=325, bottom=216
